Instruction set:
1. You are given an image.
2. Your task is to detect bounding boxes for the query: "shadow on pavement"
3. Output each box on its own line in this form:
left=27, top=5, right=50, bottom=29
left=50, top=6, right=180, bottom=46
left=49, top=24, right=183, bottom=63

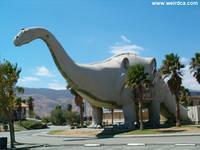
left=96, top=126, right=130, bottom=138
left=63, top=137, right=98, bottom=142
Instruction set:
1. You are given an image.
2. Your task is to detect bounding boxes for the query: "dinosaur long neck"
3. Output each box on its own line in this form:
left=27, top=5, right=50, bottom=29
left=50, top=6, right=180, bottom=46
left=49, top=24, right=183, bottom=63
left=32, top=28, right=79, bottom=85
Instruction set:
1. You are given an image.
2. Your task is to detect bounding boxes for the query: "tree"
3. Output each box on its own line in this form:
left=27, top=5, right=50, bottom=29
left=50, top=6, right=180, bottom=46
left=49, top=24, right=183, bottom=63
left=65, top=111, right=80, bottom=125
left=67, top=85, right=84, bottom=127
left=50, top=105, right=66, bottom=125
left=27, top=96, right=34, bottom=118
left=179, top=86, right=191, bottom=107
left=126, top=64, right=150, bottom=130
left=66, top=104, right=72, bottom=112
left=160, top=53, right=184, bottom=127
left=15, top=97, right=22, bottom=121
left=75, top=95, right=84, bottom=127
left=190, top=53, right=200, bottom=83
left=0, top=60, right=21, bottom=148
left=111, top=109, right=114, bottom=125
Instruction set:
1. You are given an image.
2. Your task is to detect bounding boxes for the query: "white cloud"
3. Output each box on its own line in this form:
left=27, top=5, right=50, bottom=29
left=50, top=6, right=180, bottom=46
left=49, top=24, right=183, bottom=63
left=110, top=44, right=144, bottom=55
left=48, top=83, right=66, bottom=90
left=121, top=35, right=131, bottom=43
left=35, top=66, right=54, bottom=77
left=110, top=35, right=144, bottom=55
left=181, top=61, right=200, bottom=91
left=180, top=57, right=190, bottom=65
left=19, top=76, right=40, bottom=83
left=164, top=57, right=200, bottom=91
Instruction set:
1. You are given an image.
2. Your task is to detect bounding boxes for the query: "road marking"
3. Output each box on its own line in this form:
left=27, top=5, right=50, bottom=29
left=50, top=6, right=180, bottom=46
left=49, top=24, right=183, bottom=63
left=127, top=143, right=146, bottom=146
left=175, top=144, right=196, bottom=146
left=84, top=144, right=101, bottom=147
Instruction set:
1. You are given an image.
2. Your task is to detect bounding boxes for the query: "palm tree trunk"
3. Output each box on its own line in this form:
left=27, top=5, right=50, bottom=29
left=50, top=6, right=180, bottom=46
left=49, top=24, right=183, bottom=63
left=139, top=100, right=143, bottom=130
left=175, top=96, right=181, bottom=127
left=80, top=104, right=83, bottom=127
left=111, top=109, right=114, bottom=125
left=138, top=86, right=144, bottom=130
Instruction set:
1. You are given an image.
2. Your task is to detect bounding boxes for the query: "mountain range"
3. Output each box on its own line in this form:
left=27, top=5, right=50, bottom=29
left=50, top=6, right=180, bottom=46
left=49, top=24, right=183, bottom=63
left=18, top=88, right=75, bottom=117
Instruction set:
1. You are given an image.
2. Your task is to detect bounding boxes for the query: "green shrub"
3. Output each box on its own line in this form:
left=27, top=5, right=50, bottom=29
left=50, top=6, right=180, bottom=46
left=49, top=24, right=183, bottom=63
left=21, top=120, right=47, bottom=130
left=41, top=117, right=50, bottom=124
left=65, top=111, right=80, bottom=125
left=50, top=106, right=66, bottom=125
left=3, top=124, right=8, bottom=131
left=50, top=105, right=81, bottom=126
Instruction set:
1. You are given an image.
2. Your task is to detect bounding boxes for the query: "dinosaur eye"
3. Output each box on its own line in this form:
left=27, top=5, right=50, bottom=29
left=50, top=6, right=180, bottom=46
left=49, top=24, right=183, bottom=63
left=16, top=36, right=19, bottom=39
left=122, top=58, right=129, bottom=69
left=21, top=28, right=24, bottom=31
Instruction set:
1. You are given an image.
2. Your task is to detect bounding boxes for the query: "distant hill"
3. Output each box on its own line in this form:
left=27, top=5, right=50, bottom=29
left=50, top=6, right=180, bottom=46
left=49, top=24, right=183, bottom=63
left=190, top=90, right=200, bottom=96
left=18, top=88, right=75, bottom=117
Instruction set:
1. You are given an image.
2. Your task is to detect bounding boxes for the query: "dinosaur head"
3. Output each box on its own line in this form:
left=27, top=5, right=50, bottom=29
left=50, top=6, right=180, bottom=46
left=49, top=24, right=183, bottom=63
left=14, top=28, right=34, bottom=46
left=127, top=54, right=157, bottom=81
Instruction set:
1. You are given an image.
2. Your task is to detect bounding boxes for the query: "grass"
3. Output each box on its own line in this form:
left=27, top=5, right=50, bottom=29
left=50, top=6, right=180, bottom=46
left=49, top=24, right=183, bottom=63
left=124, top=129, right=159, bottom=135
left=48, top=124, right=200, bottom=137
left=48, top=130, right=63, bottom=135
left=15, top=121, right=27, bottom=131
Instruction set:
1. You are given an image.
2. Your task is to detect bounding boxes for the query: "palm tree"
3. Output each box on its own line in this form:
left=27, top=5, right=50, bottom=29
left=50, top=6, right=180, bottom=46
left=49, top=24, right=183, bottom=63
left=111, top=109, right=114, bottom=125
left=27, top=96, right=34, bottom=118
left=0, top=60, right=21, bottom=148
left=15, top=97, right=22, bottom=121
left=66, top=103, right=72, bottom=112
left=67, top=85, right=84, bottom=127
left=160, top=53, right=184, bottom=127
left=190, top=53, right=200, bottom=83
left=126, top=64, right=150, bottom=130
left=15, top=87, right=24, bottom=121
left=179, top=86, right=191, bottom=107
left=75, top=95, right=84, bottom=127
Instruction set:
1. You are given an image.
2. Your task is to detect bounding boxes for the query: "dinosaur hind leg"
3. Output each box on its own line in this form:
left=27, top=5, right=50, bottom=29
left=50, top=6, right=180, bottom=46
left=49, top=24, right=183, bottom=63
left=91, top=105, right=103, bottom=128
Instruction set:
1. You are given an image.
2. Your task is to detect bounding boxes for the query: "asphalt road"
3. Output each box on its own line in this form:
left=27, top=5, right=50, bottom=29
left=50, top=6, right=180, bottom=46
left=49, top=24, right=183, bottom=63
left=1, top=126, right=200, bottom=149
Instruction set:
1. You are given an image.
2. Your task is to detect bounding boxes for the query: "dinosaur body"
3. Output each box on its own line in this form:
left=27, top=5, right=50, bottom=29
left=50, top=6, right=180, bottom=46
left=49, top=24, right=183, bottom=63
left=14, top=27, right=189, bottom=128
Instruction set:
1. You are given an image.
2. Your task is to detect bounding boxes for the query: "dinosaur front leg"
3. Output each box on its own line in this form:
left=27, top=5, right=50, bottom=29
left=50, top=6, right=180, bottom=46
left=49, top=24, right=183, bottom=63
left=149, top=100, right=160, bottom=127
left=91, top=105, right=103, bottom=128
left=122, top=102, right=136, bottom=129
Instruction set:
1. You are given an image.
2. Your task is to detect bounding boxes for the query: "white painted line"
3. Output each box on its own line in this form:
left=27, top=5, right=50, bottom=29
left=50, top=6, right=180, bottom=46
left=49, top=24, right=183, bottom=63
left=84, top=144, right=101, bottom=147
left=175, top=144, right=196, bottom=146
left=127, top=143, right=146, bottom=146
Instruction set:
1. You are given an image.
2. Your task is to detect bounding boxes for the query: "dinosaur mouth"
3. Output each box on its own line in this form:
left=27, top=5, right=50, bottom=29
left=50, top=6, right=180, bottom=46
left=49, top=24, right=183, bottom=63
left=13, top=38, right=20, bottom=46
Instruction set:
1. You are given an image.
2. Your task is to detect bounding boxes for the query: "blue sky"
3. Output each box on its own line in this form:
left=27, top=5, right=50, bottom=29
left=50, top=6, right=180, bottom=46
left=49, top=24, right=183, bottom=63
left=0, top=0, right=200, bottom=90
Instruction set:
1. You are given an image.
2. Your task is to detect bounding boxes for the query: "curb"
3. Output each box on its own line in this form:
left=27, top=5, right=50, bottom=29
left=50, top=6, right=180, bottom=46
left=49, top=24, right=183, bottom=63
left=38, top=132, right=200, bottom=138
left=14, top=143, right=199, bottom=149
left=114, top=132, right=200, bottom=138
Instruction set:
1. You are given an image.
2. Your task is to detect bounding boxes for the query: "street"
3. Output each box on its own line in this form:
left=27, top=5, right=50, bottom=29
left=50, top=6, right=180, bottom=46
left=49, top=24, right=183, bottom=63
left=1, top=126, right=200, bottom=149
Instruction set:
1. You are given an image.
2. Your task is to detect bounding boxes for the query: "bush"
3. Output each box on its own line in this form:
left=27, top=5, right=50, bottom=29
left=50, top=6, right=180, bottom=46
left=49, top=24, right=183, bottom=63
left=65, top=111, right=80, bottom=125
left=41, top=117, right=50, bottom=124
left=50, top=105, right=81, bottom=126
left=50, top=106, right=66, bottom=125
left=21, top=120, right=47, bottom=130
left=3, top=124, right=8, bottom=131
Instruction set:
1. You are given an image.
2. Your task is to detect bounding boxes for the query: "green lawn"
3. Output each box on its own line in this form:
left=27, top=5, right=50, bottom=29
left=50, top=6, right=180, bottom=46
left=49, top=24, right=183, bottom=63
left=124, top=129, right=159, bottom=135
left=48, top=125, right=200, bottom=137
left=48, top=130, right=63, bottom=135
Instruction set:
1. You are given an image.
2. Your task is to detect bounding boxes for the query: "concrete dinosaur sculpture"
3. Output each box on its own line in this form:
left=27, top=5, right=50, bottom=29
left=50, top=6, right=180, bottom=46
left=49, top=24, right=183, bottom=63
left=14, top=27, right=188, bottom=128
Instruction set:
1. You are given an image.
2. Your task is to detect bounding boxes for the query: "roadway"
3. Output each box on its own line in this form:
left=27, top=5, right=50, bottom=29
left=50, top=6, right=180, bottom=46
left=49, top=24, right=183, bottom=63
left=1, top=126, right=200, bottom=149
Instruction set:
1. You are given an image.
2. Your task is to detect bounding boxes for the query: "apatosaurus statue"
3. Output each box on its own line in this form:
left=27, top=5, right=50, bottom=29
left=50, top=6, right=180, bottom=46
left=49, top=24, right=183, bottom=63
left=14, top=27, right=188, bottom=128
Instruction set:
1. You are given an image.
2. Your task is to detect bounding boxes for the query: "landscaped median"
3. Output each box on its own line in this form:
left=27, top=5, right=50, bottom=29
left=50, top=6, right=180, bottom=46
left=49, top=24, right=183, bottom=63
left=48, top=125, right=200, bottom=137
left=19, top=120, right=47, bottom=130
left=48, top=128, right=103, bottom=137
